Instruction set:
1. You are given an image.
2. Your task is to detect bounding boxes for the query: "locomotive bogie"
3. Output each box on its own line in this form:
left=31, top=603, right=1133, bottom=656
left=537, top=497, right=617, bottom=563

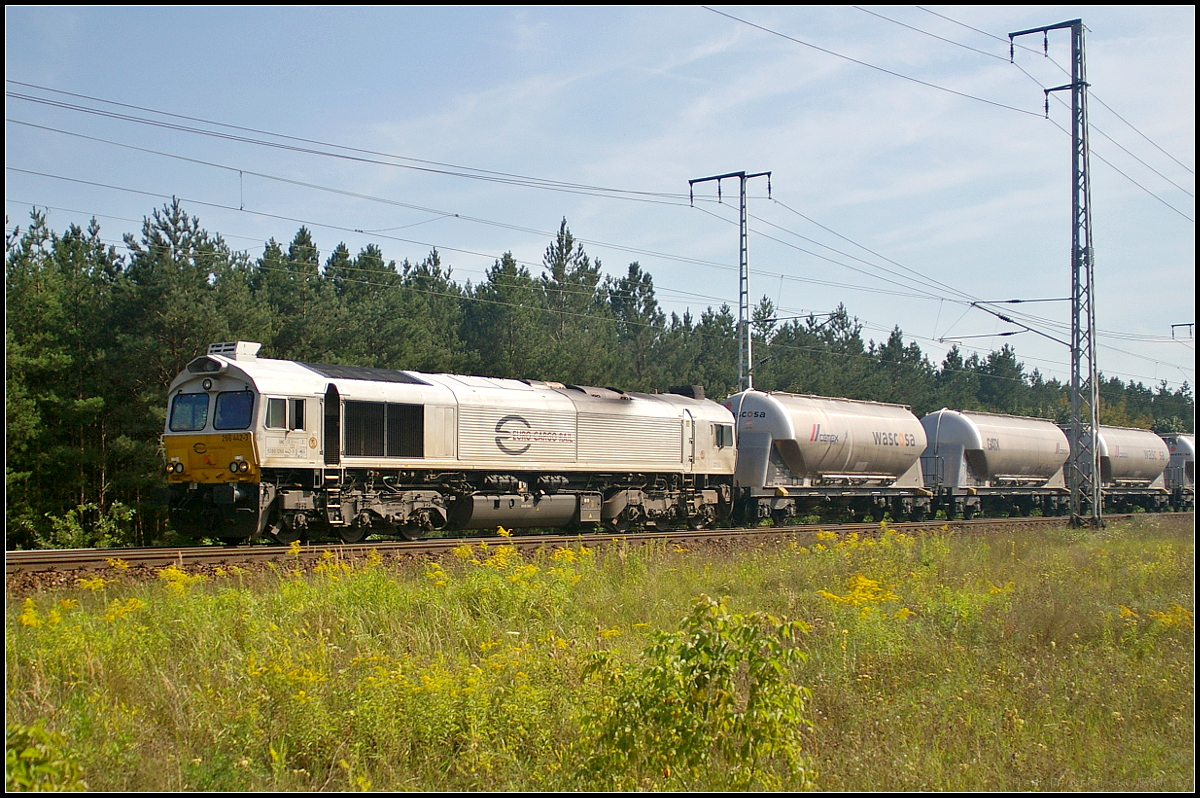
left=601, top=484, right=730, bottom=531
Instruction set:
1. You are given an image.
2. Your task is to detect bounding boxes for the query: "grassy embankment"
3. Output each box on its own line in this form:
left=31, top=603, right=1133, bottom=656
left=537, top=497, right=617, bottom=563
left=6, top=515, right=1194, bottom=791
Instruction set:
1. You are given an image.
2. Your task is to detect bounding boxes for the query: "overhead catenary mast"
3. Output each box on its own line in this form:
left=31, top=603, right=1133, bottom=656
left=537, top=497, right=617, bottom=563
left=1009, top=19, right=1102, bottom=528
left=689, top=170, right=772, bottom=392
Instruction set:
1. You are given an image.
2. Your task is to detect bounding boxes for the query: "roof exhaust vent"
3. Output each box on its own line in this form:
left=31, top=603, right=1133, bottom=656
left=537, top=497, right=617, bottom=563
left=669, top=385, right=705, bottom=400
left=208, top=341, right=262, bottom=361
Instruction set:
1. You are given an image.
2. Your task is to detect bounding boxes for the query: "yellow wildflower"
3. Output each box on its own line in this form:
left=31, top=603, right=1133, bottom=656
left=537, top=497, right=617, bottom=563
left=18, top=598, right=41, bottom=627
left=104, top=597, right=146, bottom=622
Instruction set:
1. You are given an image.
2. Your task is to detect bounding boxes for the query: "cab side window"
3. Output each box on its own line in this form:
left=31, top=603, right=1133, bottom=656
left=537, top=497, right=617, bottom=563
left=266, top=398, right=287, bottom=429
left=266, top=397, right=306, bottom=431
left=291, top=399, right=306, bottom=431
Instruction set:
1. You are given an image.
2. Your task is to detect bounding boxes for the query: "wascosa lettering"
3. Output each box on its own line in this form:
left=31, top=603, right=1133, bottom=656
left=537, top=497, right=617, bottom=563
left=809, top=424, right=840, bottom=444
left=872, top=431, right=918, bottom=447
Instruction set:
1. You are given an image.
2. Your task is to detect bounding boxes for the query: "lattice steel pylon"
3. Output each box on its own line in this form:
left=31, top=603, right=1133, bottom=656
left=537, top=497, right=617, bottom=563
left=689, top=170, right=771, bottom=392
left=1010, top=19, right=1103, bottom=527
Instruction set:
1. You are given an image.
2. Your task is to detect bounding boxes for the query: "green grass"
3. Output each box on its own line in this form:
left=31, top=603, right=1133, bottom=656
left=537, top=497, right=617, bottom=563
left=6, top=516, right=1194, bottom=791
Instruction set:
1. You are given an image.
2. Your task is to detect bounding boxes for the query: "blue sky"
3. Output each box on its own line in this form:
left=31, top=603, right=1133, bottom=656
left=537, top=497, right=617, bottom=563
left=5, top=6, right=1194, bottom=392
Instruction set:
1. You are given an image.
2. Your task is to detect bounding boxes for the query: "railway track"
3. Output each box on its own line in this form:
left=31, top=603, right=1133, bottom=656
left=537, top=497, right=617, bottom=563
left=7, top=513, right=1185, bottom=586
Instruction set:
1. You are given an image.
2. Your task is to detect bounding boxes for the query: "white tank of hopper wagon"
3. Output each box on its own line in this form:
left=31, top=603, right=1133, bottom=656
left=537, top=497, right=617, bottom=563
left=1160, top=432, right=1195, bottom=491
left=1061, top=424, right=1171, bottom=486
left=724, top=390, right=926, bottom=489
left=920, top=409, right=1070, bottom=489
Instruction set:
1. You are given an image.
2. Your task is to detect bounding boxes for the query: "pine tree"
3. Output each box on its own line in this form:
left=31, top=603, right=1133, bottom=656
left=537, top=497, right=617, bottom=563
left=536, top=220, right=618, bottom=384
left=606, top=262, right=666, bottom=389
left=462, top=252, right=547, bottom=379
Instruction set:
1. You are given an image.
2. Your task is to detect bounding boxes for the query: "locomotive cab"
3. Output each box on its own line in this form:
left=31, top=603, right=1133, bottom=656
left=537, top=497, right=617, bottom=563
left=164, top=342, right=325, bottom=542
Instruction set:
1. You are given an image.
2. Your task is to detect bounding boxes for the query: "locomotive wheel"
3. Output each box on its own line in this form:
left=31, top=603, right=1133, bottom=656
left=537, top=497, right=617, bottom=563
left=265, top=512, right=301, bottom=545
left=339, top=526, right=369, bottom=544
left=607, top=506, right=641, bottom=534
left=397, top=524, right=424, bottom=541
left=607, top=516, right=630, bottom=534
left=689, top=506, right=716, bottom=530
left=269, top=528, right=301, bottom=545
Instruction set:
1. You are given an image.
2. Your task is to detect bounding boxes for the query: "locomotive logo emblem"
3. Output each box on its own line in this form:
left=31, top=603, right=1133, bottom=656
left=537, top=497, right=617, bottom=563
left=495, top=415, right=533, bottom=456
left=193, top=442, right=207, bottom=454
left=494, top=414, right=574, bottom=455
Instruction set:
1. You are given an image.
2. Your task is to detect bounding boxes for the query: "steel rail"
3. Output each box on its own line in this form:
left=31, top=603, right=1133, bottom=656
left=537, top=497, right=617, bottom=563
left=7, top=513, right=1181, bottom=578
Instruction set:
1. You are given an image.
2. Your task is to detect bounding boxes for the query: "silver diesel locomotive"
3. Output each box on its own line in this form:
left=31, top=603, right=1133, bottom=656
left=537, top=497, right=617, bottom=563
left=164, top=342, right=737, bottom=543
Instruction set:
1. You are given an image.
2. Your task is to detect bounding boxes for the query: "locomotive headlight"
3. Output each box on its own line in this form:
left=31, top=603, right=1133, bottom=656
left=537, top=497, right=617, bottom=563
left=166, top=463, right=175, bottom=475
left=229, top=461, right=240, bottom=473
left=238, top=461, right=250, bottom=473
left=202, top=378, right=214, bottom=391
left=175, top=462, right=185, bottom=474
